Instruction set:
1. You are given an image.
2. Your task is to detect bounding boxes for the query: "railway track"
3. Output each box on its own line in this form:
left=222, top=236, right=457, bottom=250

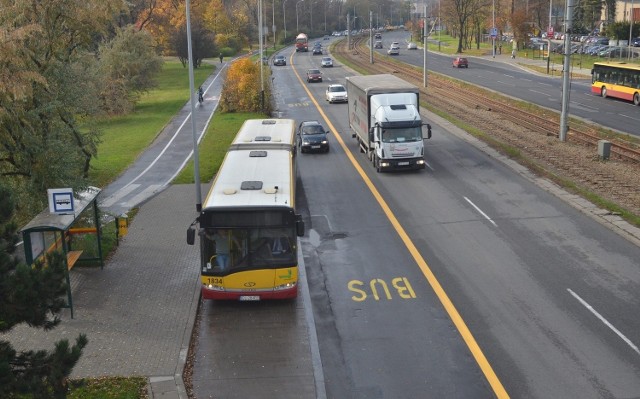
left=333, top=36, right=640, bottom=218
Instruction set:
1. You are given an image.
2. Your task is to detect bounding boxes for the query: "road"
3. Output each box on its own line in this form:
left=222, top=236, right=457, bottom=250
left=97, top=40, right=639, bottom=398
left=192, top=37, right=640, bottom=399
left=373, top=31, right=640, bottom=136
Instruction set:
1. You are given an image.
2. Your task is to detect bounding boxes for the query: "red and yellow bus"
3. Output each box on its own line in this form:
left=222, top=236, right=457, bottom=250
left=591, top=62, right=640, bottom=106
left=295, top=33, right=308, bottom=52
left=187, top=119, right=304, bottom=300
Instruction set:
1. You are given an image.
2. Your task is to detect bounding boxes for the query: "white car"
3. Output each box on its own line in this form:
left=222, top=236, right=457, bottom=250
left=321, top=57, right=333, bottom=67
left=325, top=84, right=348, bottom=103
left=407, top=42, right=418, bottom=50
left=387, top=45, right=400, bottom=55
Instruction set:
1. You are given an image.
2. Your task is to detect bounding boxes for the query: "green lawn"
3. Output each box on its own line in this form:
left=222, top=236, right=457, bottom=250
left=88, top=60, right=214, bottom=187
left=174, top=111, right=267, bottom=184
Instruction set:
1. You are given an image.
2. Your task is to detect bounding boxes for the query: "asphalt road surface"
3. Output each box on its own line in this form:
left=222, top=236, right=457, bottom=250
left=191, top=38, right=640, bottom=398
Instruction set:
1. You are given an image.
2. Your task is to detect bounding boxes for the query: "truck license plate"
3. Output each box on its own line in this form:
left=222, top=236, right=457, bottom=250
left=398, top=161, right=409, bottom=166
left=239, top=295, right=260, bottom=301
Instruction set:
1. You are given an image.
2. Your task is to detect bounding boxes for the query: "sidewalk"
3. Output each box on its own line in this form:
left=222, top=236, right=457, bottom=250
left=480, top=50, right=592, bottom=77
left=5, top=184, right=202, bottom=398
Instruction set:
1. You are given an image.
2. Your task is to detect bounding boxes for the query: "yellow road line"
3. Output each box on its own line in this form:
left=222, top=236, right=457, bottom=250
left=287, top=50, right=509, bottom=398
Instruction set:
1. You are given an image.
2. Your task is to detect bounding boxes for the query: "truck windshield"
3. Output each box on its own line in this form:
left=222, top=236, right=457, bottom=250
left=381, top=127, right=422, bottom=143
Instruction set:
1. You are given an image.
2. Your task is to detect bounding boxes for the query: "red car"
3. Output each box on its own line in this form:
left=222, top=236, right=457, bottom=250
left=306, top=68, right=323, bottom=83
left=452, top=57, right=469, bottom=68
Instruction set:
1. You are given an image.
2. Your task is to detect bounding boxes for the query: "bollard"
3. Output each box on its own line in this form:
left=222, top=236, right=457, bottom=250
left=117, top=214, right=129, bottom=240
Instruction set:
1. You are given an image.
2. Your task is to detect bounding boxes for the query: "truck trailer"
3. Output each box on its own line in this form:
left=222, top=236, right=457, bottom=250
left=346, top=74, right=431, bottom=172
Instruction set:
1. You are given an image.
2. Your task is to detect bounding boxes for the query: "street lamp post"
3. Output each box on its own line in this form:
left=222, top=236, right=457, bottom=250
left=296, top=0, right=304, bottom=32
left=628, top=0, right=635, bottom=60
left=185, top=0, right=202, bottom=211
left=283, top=0, right=288, bottom=40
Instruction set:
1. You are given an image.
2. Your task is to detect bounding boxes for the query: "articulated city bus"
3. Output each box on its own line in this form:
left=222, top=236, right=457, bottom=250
left=591, top=62, right=640, bottom=106
left=187, top=119, right=304, bottom=300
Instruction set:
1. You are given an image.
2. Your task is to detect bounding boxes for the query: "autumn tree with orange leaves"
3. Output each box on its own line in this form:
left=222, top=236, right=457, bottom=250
left=219, top=59, right=272, bottom=113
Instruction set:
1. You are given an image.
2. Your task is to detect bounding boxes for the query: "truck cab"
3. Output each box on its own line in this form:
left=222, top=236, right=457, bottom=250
left=369, top=93, right=430, bottom=171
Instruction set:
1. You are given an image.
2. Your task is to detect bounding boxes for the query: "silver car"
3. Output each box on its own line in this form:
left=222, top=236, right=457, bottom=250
left=325, top=84, right=348, bottom=103
left=321, top=57, right=333, bottom=67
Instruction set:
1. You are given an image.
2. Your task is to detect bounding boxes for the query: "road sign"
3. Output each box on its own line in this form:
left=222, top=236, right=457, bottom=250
left=48, top=188, right=74, bottom=214
left=547, top=26, right=554, bottom=37
left=490, top=27, right=498, bottom=39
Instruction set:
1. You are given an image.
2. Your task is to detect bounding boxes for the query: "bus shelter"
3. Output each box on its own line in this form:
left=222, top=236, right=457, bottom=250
left=20, top=187, right=104, bottom=318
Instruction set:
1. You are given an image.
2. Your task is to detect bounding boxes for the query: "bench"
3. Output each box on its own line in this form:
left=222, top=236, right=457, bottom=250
left=66, top=250, right=84, bottom=271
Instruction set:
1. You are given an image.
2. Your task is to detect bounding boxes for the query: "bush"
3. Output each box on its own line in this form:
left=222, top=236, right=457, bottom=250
left=219, top=59, right=272, bottom=114
left=220, top=47, right=236, bottom=57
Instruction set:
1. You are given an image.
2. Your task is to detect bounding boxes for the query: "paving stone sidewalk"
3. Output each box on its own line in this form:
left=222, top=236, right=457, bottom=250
left=4, top=184, right=202, bottom=398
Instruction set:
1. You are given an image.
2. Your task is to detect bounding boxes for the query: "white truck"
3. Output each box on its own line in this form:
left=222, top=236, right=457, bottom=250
left=346, top=74, right=431, bottom=172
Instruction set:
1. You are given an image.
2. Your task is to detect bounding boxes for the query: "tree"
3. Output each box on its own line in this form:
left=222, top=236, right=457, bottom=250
left=170, top=22, right=217, bottom=68
left=0, top=0, right=121, bottom=216
left=97, top=25, right=164, bottom=115
left=0, top=184, right=88, bottom=398
left=219, top=58, right=271, bottom=113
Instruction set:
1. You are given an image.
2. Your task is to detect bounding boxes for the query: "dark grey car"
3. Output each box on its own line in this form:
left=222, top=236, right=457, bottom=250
left=297, top=121, right=330, bottom=153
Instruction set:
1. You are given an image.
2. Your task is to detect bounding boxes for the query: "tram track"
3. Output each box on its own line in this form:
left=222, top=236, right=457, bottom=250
left=333, top=36, right=640, bottom=219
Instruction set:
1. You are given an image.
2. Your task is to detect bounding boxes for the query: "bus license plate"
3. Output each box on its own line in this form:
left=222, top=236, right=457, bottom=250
left=398, top=161, right=409, bottom=166
left=239, top=295, right=260, bottom=301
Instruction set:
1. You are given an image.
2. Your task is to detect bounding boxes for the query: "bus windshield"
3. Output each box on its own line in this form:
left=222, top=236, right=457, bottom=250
left=381, top=126, right=422, bottom=143
left=201, top=226, right=296, bottom=275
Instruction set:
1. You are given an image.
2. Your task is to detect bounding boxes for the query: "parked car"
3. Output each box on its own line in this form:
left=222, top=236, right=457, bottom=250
left=306, top=68, right=322, bottom=83
left=452, top=56, right=468, bottom=68
left=374, top=40, right=383, bottom=49
left=387, top=45, right=400, bottom=55
left=297, top=121, right=330, bottom=153
left=312, top=46, right=323, bottom=55
left=632, top=37, right=640, bottom=47
left=321, top=57, right=333, bottom=67
left=407, top=42, right=418, bottom=50
left=273, top=55, right=286, bottom=66
left=325, top=84, right=348, bottom=103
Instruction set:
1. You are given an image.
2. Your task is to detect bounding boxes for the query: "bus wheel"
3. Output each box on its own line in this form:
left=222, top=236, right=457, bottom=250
left=601, top=87, right=607, bottom=98
left=634, top=93, right=640, bottom=106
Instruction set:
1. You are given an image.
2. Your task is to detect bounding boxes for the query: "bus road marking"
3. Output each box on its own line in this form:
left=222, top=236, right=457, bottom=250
left=464, top=196, right=497, bottom=227
left=290, top=56, right=510, bottom=398
left=348, top=278, right=417, bottom=301
left=567, top=288, right=640, bottom=356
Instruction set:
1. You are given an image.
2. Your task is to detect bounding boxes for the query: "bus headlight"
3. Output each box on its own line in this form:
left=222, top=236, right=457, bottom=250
left=274, top=281, right=297, bottom=291
left=204, top=283, right=224, bottom=291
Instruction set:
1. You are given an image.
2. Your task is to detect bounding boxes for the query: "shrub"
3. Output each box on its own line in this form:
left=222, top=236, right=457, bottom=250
left=219, top=59, right=272, bottom=114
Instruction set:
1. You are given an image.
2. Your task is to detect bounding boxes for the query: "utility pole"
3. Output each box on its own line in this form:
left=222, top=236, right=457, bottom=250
left=423, top=4, right=428, bottom=88
left=259, top=0, right=264, bottom=112
left=185, top=0, right=201, bottom=211
left=283, top=0, right=287, bottom=40
left=559, top=0, right=574, bottom=141
left=370, top=11, right=374, bottom=63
